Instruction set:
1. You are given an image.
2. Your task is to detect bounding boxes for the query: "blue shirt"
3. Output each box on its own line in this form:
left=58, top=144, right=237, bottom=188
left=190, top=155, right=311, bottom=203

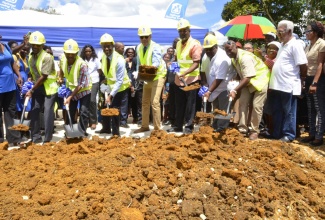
left=109, top=53, right=126, bottom=97
left=136, top=41, right=162, bottom=70
left=0, top=44, right=16, bottom=93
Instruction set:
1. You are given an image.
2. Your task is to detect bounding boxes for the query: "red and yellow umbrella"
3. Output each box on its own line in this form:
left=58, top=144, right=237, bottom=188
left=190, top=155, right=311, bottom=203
left=217, top=15, right=276, bottom=40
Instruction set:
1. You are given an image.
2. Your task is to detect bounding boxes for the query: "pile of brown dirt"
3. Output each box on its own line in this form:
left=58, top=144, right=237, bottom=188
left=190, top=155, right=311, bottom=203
left=0, top=127, right=324, bottom=219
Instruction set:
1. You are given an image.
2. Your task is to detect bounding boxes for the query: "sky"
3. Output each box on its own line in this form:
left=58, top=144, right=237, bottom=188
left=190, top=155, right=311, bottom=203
left=22, top=0, right=230, bottom=30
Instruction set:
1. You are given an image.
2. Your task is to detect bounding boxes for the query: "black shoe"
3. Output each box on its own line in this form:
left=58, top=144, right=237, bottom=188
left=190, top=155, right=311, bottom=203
left=280, top=136, right=292, bottom=143
left=184, top=128, right=192, bottom=134
left=300, top=136, right=315, bottom=143
left=310, top=139, right=323, bottom=147
left=32, top=138, right=43, bottom=144
left=213, top=128, right=225, bottom=133
left=163, top=120, right=171, bottom=125
left=95, top=129, right=111, bottom=134
left=120, top=124, right=130, bottom=128
left=167, top=128, right=183, bottom=133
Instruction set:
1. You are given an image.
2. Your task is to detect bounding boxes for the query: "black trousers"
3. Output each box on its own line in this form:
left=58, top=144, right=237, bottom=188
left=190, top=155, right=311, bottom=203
left=101, top=89, right=128, bottom=136
left=30, top=85, right=57, bottom=142
left=0, top=90, right=21, bottom=144
left=67, top=93, right=91, bottom=133
left=174, top=84, right=198, bottom=130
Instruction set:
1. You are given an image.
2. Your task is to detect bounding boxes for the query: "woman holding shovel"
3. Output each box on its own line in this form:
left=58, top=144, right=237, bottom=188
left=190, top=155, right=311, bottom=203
left=59, top=39, right=91, bottom=137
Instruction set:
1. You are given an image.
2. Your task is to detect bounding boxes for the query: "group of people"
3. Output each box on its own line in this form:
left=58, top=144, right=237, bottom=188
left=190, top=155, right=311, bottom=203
left=0, top=18, right=324, bottom=147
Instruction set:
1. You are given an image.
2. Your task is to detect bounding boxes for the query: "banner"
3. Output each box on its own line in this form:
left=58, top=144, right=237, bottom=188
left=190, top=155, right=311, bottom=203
left=165, top=0, right=188, bottom=20
left=0, top=0, right=25, bottom=11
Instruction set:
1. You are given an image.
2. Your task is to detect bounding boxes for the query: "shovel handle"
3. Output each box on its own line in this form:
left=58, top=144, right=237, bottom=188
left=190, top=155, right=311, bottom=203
left=24, top=96, right=30, bottom=107
left=64, top=98, right=69, bottom=111
left=203, top=96, right=207, bottom=102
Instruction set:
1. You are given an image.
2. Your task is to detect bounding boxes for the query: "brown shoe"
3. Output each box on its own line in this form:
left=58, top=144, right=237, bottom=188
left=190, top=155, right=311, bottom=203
left=134, top=127, right=150, bottom=134
left=249, top=132, right=258, bottom=140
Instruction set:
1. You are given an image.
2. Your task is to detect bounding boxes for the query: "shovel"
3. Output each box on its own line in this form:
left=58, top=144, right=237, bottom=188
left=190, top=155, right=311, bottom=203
left=214, top=97, right=236, bottom=120
left=9, top=97, right=31, bottom=131
left=64, top=100, right=85, bottom=139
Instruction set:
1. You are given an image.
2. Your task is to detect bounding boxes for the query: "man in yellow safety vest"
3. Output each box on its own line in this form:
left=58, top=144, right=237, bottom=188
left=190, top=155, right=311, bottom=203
left=59, top=39, right=91, bottom=136
left=167, top=19, right=202, bottom=134
left=96, top=33, right=130, bottom=136
left=224, top=40, right=270, bottom=140
left=133, top=25, right=166, bottom=133
left=25, top=31, right=58, bottom=144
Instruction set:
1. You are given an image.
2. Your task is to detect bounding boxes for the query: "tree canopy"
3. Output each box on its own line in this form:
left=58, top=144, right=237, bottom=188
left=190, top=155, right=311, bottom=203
left=221, top=0, right=324, bottom=36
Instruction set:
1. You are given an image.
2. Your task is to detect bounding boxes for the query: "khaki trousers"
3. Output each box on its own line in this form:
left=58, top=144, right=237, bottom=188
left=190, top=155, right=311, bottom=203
left=238, top=84, right=267, bottom=133
left=141, top=77, right=165, bottom=130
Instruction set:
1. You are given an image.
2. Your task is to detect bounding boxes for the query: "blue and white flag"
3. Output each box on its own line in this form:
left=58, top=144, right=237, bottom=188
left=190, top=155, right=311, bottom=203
left=165, top=0, right=188, bottom=20
left=0, top=0, right=25, bottom=11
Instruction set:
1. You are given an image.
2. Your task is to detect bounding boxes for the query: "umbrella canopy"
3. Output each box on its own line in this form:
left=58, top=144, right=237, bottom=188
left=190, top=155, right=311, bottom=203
left=217, top=15, right=276, bottom=40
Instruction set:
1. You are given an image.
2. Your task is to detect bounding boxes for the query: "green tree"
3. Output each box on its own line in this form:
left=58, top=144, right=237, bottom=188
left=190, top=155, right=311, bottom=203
left=221, top=0, right=324, bottom=35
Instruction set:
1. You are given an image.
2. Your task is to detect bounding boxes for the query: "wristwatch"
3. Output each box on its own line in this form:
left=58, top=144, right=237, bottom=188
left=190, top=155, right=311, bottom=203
left=311, top=82, right=318, bottom=87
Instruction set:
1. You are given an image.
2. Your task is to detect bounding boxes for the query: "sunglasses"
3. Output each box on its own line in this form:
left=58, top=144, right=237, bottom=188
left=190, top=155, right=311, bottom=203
left=304, top=30, right=313, bottom=34
left=140, top=36, right=149, bottom=39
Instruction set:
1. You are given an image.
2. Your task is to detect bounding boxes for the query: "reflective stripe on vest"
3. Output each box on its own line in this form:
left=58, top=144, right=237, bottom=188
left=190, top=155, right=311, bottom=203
left=137, top=41, right=166, bottom=81
left=176, top=37, right=200, bottom=77
left=61, top=56, right=91, bottom=94
left=28, top=50, right=58, bottom=95
left=232, top=50, right=270, bottom=91
left=101, top=51, right=130, bottom=92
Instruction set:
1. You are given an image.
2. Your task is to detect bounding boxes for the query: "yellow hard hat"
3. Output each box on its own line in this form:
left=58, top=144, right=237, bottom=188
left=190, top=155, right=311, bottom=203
left=63, top=39, right=79, bottom=53
left=138, top=25, right=152, bottom=36
left=203, top=34, right=218, bottom=48
left=29, top=31, right=46, bottom=45
left=100, top=33, right=115, bottom=45
left=177, top=18, right=191, bottom=30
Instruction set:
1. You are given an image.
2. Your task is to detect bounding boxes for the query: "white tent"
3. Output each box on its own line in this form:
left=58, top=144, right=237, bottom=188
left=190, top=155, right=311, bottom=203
left=0, top=10, right=208, bottom=47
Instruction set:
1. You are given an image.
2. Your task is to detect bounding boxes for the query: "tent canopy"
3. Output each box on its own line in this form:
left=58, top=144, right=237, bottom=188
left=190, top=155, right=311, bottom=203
left=0, top=10, right=208, bottom=47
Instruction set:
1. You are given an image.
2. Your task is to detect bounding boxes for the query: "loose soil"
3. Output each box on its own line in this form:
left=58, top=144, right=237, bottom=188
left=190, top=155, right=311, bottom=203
left=101, top=108, right=120, bottom=116
left=181, top=83, right=201, bottom=91
left=9, top=124, right=30, bottom=131
left=0, top=127, right=325, bottom=220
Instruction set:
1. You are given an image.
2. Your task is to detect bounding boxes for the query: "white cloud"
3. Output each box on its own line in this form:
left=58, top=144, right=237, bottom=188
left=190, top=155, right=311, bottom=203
left=23, top=0, right=206, bottom=18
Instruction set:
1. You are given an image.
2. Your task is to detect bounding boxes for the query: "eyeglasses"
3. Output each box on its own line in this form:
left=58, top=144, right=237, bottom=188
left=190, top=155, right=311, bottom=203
left=244, top=47, right=253, bottom=50
left=140, top=36, right=149, bottom=39
left=276, top=29, right=287, bottom=35
left=304, top=30, right=313, bottom=34
left=267, top=48, right=277, bottom=52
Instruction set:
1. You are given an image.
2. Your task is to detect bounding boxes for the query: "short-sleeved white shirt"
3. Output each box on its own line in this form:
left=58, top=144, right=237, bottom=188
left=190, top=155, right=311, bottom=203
left=200, top=53, right=210, bottom=73
left=269, top=38, right=307, bottom=95
left=86, top=57, right=101, bottom=83
left=206, top=48, right=235, bottom=102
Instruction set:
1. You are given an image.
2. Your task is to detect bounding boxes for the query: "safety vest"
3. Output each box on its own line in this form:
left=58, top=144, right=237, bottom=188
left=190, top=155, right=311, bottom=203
left=176, top=37, right=200, bottom=77
left=28, top=50, right=58, bottom=95
left=60, top=55, right=91, bottom=93
left=101, top=51, right=130, bottom=92
left=137, top=41, right=166, bottom=81
left=232, top=49, right=270, bottom=91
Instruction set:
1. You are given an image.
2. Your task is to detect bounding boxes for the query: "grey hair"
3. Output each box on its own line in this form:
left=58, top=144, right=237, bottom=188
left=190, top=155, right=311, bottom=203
left=278, top=20, right=294, bottom=32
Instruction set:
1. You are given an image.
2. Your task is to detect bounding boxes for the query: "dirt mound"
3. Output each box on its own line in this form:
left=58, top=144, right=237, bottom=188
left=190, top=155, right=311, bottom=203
left=0, top=127, right=324, bottom=219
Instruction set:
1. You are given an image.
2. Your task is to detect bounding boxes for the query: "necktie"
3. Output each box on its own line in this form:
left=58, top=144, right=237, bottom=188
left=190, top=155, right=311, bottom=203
left=107, top=57, right=111, bottom=72
left=143, top=46, right=147, bottom=55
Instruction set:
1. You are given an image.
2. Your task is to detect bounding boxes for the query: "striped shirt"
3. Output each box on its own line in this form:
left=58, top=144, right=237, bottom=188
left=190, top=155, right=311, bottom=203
left=68, top=63, right=90, bottom=101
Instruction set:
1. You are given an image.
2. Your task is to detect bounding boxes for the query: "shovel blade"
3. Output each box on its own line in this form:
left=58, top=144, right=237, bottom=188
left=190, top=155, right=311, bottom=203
left=214, top=112, right=236, bottom=120
left=64, top=123, right=85, bottom=139
left=13, top=119, right=30, bottom=126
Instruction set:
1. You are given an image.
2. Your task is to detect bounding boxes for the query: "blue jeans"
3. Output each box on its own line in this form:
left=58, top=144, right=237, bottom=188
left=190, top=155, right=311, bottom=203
left=268, top=89, right=297, bottom=140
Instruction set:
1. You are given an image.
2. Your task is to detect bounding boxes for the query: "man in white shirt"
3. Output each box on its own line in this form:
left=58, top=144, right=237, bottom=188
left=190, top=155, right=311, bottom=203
left=202, top=35, right=235, bottom=132
left=268, top=20, right=307, bottom=142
